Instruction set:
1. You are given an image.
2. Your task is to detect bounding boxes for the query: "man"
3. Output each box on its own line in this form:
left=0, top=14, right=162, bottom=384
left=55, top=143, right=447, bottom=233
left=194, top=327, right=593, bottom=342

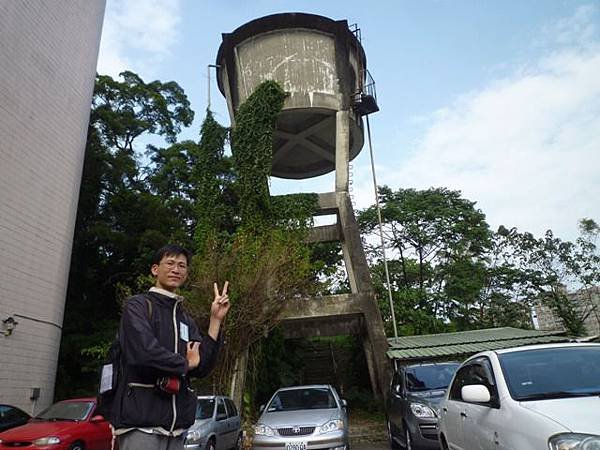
left=111, top=244, right=230, bottom=450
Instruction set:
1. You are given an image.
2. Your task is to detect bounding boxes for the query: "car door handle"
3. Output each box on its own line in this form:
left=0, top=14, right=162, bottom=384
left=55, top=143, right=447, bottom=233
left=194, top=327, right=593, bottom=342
left=460, top=411, right=468, bottom=418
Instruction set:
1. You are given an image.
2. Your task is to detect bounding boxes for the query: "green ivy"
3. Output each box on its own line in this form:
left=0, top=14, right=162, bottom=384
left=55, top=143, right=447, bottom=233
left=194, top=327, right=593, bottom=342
left=271, top=193, right=319, bottom=231
left=231, top=80, right=287, bottom=230
left=191, top=110, right=230, bottom=249
left=189, top=82, right=322, bottom=402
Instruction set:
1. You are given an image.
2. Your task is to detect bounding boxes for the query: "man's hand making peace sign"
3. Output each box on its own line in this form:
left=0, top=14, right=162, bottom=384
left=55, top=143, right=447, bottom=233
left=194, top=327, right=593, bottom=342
left=208, top=281, right=231, bottom=340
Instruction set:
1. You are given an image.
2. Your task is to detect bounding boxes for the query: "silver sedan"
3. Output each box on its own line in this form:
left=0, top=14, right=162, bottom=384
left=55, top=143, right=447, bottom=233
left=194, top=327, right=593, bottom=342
left=253, top=385, right=349, bottom=450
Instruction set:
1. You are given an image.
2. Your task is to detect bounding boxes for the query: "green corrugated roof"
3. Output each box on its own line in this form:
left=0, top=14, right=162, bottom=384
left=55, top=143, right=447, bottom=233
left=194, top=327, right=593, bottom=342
left=387, top=327, right=569, bottom=361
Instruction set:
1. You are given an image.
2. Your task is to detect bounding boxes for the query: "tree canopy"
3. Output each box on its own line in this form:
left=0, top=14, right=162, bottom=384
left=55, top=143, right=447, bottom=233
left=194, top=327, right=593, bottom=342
left=58, top=70, right=599, bottom=402
left=359, top=186, right=599, bottom=336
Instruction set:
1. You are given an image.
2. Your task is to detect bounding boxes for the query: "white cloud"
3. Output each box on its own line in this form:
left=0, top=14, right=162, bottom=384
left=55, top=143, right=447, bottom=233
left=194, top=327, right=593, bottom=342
left=358, top=5, right=600, bottom=242
left=538, top=4, right=597, bottom=48
left=97, top=0, right=182, bottom=78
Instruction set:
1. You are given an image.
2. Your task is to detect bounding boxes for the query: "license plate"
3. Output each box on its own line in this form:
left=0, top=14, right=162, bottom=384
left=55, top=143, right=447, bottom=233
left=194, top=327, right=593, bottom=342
left=285, top=442, right=307, bottom=450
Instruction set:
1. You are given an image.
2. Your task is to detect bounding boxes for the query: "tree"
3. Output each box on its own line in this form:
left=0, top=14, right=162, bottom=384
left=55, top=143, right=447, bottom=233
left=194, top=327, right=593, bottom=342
left=358, top=186, right=599, bottom=336
left=518, top=220, right=600, bottom=336
left=359, top=186, right=491, bottom=333
left=57, top=72, right=195, bottom=398
left=476, top=226, right=540, bottom=329
left=189, top=110, right=235, bottom=247
left=93, top=71, right=193, bottom=150
left=186, top=81, right=317, bottom=395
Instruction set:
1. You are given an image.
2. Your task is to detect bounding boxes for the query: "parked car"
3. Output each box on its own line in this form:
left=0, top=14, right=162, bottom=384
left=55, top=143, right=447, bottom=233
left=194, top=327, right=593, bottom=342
left=0, top=397, right=112, bottom=450
left=0, top=405, right=30, bottom=433
left=386, top=362, right=459, bottom=450
left=438, top=343, right=600, bottom=450
left=253, top=385, right=348, bottom=450
left=184, top=395, right=242, bottom=450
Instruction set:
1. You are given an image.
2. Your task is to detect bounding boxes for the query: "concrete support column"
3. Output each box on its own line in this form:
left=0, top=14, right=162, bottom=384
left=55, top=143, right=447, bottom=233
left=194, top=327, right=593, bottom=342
left=361, top=330, right=380, bottom=400
left=341, top=241, right=358, bottom=294
left=362, top=294, right=392, bottom=402
left=337, top=192, right=373, bottom=294
left=230, top=348, right=248, bottom=410
left=335, top=109, right=350, bottom=193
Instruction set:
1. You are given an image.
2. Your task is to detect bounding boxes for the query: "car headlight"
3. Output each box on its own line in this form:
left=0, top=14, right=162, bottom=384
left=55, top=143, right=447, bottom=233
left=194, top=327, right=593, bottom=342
left=33, top=436, right=61, bottom=445
left=185, top=429, right=203, bottom=444
left=317, top=419, right=344, bottom=434
left=549, top=433, right=600, bottom=450
left=254, top=424, right=275, bottom=436
left=410, top=402, right=436, bottom=418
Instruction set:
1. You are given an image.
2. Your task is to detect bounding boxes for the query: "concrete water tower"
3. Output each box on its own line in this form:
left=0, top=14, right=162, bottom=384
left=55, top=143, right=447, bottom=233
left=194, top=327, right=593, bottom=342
left=216, top=12, right=390, bottom=401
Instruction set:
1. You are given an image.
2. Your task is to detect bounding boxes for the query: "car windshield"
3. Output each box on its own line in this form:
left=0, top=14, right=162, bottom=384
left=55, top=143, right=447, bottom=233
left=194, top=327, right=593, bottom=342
left=499, top=346, right=600, bottom=401
left=267, top=388, right=337, bottom=412
left=35, top=401, right=93, bottom=421
left=0, top=405, right=27, bottom=422
left=196, top=399, right=215, bottom=420
left=405, top=363, right=460, bottom=391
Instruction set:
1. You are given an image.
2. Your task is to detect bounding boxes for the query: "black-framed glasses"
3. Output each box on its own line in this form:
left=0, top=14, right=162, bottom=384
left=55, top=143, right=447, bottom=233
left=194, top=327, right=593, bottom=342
left=161, top=260, right=188, bottom=271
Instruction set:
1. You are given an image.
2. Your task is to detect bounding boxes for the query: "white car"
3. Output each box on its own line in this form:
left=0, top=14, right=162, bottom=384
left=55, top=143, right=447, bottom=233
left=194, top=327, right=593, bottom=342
left=438, top=343, right=600, bottom=450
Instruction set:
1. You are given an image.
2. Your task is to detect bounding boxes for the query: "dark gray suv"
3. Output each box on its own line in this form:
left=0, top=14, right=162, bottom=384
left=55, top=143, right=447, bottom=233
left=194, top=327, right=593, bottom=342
left=386, top=362, right=459, bottom=450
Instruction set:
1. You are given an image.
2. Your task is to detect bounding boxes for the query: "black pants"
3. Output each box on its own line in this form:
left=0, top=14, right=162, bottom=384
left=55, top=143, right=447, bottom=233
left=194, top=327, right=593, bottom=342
left=117, top=430, right=185, bottom=450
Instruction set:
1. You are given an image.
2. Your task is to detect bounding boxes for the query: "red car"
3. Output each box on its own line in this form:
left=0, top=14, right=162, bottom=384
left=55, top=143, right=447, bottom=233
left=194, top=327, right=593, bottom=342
left=0, top=397, right=114, bottom=450
left=0, top=404, right=30, bottom=433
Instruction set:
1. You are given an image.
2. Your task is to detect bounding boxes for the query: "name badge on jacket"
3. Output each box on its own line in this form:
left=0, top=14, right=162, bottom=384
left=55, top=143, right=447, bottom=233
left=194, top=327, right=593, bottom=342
left=180, top=322, right=189, bottom=342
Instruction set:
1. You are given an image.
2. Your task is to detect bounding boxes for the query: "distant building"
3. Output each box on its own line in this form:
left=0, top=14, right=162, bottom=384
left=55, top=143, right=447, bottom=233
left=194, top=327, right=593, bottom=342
left=533, top=286, right=600, bottom=336
left=0, top=0, right=105, bottom=413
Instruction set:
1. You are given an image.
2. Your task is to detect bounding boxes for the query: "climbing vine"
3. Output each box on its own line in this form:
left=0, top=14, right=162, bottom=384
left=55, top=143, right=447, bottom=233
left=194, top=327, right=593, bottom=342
left=191, top=110, right=231, bottom=249
left=271, top=193, right=319, bottom=231
left=187, top=81, right=320, bottom=397
left=231, top=80, right=287, bottom=230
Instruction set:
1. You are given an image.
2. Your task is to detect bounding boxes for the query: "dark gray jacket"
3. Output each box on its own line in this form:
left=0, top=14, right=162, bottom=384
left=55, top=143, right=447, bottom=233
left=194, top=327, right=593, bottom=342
left=111, top=291, right=221, bottom=431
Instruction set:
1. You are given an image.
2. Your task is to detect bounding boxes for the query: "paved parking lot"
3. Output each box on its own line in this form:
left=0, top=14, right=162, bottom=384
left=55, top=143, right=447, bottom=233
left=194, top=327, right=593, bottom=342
left=352, top=442, right=389, bottom=450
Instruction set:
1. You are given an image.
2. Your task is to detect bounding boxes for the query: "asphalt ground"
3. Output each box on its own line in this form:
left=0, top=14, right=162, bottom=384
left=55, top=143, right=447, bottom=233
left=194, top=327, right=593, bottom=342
left=352, top=442, right=390, bottom=450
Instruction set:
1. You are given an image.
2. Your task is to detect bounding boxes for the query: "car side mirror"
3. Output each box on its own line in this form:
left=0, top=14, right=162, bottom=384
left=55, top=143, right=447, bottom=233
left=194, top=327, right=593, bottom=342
left=341, top=399, right=347, bottom=409
left=461, top=385, right=491, bottom=403
left=217, top=412, right=227, bottom=421
left=259, top=404, right=265, bottom=413
left=393, top=384, right=402, bottom=396
left=90, top=415, right=105, bottom=423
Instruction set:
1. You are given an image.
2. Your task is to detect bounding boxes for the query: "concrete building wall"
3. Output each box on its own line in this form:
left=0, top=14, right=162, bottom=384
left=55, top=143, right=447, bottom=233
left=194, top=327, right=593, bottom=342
left=0, top=0, right=105, bottom=413
left=534, top=286, right=600, bottom=336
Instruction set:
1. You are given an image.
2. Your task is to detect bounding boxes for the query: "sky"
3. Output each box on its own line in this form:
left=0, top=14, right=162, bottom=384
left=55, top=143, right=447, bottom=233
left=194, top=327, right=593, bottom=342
left=97, top=0, right=600, bottom=242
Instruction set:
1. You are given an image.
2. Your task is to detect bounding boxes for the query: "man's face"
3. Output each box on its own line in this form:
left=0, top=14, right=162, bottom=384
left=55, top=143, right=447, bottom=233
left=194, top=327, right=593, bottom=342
left=151, top=253, right=189, bottom=292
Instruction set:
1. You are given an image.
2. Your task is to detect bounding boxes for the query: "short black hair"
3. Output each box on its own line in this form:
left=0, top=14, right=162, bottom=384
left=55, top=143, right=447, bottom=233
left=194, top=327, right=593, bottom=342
left=151, top=244, right=192, bottom=266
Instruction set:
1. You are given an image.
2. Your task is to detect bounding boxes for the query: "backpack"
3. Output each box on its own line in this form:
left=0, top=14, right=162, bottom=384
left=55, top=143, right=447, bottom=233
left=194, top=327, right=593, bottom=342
left=96, top=296, right=153, bottom=420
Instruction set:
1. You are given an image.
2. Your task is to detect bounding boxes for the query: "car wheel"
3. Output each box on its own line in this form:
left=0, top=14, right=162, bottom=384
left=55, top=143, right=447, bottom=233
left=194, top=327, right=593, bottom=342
left=206, top=438, right=216, bottom=450
left=234, top=432, right=243, bottom=450
left=404, top=427, right=413, bottom=450
left=387, top=420, right=401, bottom=449
left=440, top=434, right=450, bottom=450
left=70, top=442, right=85, bottom=450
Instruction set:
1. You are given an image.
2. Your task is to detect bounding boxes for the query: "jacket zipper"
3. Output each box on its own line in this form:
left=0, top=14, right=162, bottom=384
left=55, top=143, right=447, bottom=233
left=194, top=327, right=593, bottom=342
left=170, top=298, right=183, bottom=432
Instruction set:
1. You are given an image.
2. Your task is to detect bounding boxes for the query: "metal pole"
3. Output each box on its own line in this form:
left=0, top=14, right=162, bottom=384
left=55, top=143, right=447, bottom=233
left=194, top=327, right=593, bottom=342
left=207, top=64, right=220, bottom=111
left=366, top=114, right=398, bottom=339
left=207, top=65, right=211, bottom=110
